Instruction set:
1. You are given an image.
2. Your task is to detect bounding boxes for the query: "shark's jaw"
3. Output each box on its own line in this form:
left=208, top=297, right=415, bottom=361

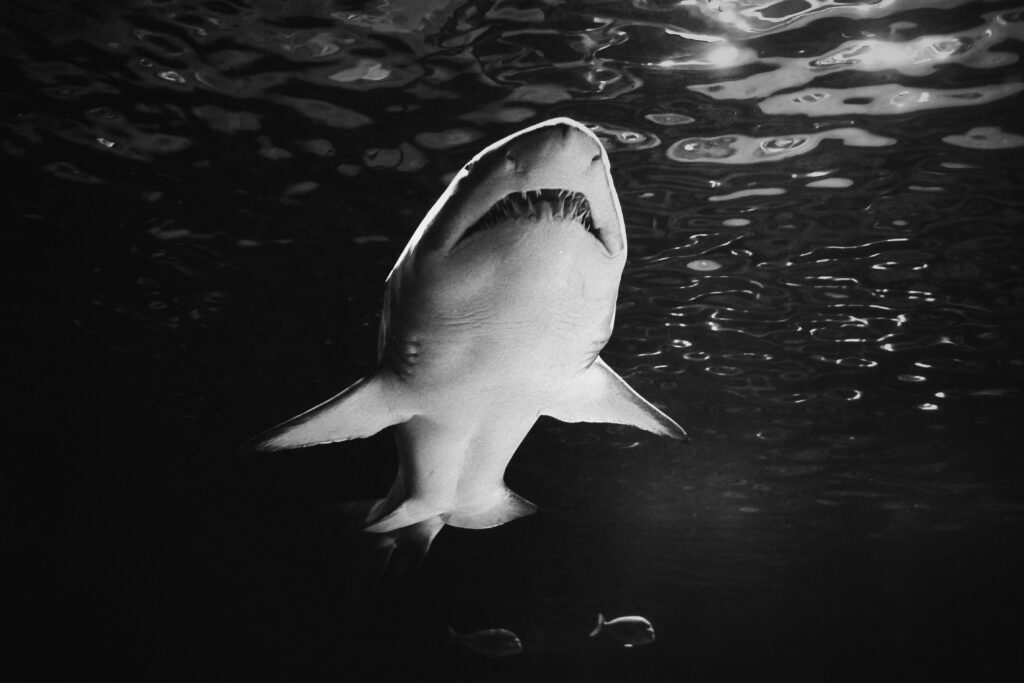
left=455, top=188, right=604, bottom=250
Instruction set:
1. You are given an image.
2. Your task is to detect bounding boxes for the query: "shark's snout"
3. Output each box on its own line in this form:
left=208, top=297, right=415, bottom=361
left=502, top=121, right=605, bottom=179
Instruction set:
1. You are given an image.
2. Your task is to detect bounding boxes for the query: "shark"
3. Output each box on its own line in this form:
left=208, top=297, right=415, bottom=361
left=250, top=117, right=686, bottom=547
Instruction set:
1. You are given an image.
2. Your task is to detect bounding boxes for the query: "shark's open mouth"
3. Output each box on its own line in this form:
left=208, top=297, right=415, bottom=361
left=459, top=189, right=598, bottom=244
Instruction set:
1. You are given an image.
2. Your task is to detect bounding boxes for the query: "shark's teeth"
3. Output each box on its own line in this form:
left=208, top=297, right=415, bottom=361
left=461, top=189, right=598, bottom=242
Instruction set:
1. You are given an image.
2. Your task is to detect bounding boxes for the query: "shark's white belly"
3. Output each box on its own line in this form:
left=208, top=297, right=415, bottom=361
left=383, top=316, right=599, bottom=517
left=376, top=214, right=619, bottom=522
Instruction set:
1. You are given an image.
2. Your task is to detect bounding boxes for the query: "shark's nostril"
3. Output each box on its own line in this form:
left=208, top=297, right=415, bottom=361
left=591, top=152, right=602, bottom=164
left=505, top=150, right=523, bottom=173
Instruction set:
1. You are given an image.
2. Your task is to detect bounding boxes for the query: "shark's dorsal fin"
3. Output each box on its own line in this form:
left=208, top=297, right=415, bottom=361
left=446, top=487, right=537, bottom=530
left=542, top=357, right=688, bottom=439
left=248, top=372, right=411, bottom=451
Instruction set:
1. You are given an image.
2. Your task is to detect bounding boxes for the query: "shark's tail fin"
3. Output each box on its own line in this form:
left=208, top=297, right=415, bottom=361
left=589, top=613, right=605, bottom=638
left=384, top=516, right=445, bottom=580
left=320, top=499, right=444, bottom=596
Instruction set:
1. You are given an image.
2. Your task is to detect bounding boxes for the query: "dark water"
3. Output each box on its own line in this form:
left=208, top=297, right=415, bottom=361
left=4, top=0, right=1023, bottom=680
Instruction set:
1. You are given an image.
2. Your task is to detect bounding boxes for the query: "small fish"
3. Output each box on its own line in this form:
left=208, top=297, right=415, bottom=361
left=448, top=625, right=523, bottom=657
left=589, top=613, right=655, bottom=647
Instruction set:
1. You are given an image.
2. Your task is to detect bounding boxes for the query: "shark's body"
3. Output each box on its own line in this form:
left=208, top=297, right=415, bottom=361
left=252, top=117, right=686, bottom=540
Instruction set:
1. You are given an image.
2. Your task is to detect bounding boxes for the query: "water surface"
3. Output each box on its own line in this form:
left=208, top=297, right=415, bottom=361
left=3, top=0, right=1023, bottom=680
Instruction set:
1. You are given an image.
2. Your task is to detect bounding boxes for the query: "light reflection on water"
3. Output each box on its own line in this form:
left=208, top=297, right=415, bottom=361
left=4, top=0, right=1023, bottom=679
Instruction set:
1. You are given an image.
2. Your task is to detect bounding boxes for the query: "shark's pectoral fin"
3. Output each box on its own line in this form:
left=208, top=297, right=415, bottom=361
left=542, top=357, right=688, bottom=439
left=447, top=487, right=537, bottom=529
left=248, top=372, right=411, bottom=451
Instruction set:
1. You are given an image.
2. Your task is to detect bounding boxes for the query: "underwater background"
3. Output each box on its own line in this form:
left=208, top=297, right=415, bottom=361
left=3, top=0, right=1023, bottom=680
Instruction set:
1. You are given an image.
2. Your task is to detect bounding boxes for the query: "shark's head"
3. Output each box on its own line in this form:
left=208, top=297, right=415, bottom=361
left=390, top=118, right=628, bottom=335
left=410, top=117, right=625, bottom=258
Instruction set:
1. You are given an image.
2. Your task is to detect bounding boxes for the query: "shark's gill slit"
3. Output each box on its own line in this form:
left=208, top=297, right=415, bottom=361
left=460, top=189, right=597, bottom=243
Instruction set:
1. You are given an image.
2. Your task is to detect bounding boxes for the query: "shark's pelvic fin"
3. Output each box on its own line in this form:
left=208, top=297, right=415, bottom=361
left=364, top=487, right=537, bottom=533
left=364, top=498, right=446, bottom=534
left=446, top=487, right=538, bottom=529
left=542, top=357, right=688, bottom=439
left=249, top=372, right=410, bottom=451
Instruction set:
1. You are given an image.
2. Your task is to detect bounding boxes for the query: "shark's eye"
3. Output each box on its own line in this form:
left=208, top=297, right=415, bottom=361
left=591, top=152, right=603, bottom=163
